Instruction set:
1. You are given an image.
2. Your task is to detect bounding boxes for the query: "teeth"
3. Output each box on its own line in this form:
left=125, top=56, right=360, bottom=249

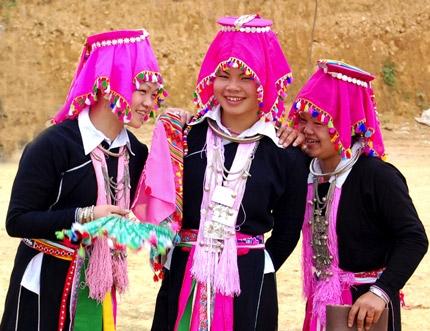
left=226, top=96, right=243, bottom=102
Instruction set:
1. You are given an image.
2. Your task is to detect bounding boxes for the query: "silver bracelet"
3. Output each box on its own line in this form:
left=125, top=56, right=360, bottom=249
left=89, top=205, right=95, bottom=222
left=74, top=208, right=81, bottom=223
left=76, top=205, right=95, bottom=224
left=369, top=285, right=390, bottom=305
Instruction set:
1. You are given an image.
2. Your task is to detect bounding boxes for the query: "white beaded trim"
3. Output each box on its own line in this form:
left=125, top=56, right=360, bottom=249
left=91, top=29, right=149, bottom=52
left=220, top=26, right=271, bottom=33
left=329, top=72, right=369, bottom=88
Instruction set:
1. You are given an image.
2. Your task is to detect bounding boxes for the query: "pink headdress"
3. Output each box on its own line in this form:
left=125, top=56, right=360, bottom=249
left=53, top=29, right=167, bottom=124
left=193, top=15, right=293, bottom=123
left=287, top=59, right=385, bottom=159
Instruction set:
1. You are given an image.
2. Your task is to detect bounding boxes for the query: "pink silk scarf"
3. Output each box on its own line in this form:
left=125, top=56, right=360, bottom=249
left=131, top=113, right=184, bottom=230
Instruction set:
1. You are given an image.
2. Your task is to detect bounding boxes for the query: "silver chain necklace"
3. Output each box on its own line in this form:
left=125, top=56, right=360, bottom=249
left=309, top=144, right=362, bottom=280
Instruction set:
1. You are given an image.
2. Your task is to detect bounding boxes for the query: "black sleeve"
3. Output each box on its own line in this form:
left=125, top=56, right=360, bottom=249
left=6, top=129, right=76, bottom=240
left=265, top=148, right=309, bottom=271
left=373, top=162, right=428, bottom=296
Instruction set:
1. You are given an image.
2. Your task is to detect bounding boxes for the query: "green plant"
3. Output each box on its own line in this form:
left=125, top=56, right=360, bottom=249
left=381, top=62, right=396, bottom=87
left=0, top=0, right=16, bottom=10
left=0, top=0, right=17, bottom=26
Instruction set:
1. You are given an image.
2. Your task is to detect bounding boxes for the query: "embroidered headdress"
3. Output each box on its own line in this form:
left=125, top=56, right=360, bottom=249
left=287, top=59, right=385, bottom=159
left=53, top=29, right=167, bottom=124
left=193, top=14, right=292, bottom=123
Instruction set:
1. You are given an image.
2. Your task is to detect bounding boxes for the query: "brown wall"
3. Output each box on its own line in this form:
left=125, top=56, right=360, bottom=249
left=1, top=0, right=429, bottom=158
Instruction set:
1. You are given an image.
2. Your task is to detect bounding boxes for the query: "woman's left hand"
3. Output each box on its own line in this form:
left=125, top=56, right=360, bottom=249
left=164, top=107, right=193, bottom=127
left=347, top=291, right=387, bottom=331
left=277, top=125, right=305, bottom=148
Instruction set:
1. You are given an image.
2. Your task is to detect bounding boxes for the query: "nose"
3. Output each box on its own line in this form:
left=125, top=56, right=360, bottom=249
left=142, top=94, right=154, bottom=109
left=225, top=77, right=241, bottom=92
left=302, top=122, right=314, bottom=134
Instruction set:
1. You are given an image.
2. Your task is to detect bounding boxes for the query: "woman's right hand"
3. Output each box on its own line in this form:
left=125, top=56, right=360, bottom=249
left=165, top=107, right=193, bottom=127
left=277, top=125, right=305, bottom=148
left=93, top=204, right=129, bottom=220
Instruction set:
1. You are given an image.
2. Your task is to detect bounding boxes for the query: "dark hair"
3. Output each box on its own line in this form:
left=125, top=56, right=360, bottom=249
left=351, top=135, right=365, bottom=149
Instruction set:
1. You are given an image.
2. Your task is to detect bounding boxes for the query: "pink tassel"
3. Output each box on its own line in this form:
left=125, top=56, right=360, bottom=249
left=112, top=250, right=129, bottom=294
left=86, top=237, right=113, bottom=302
left=214, top=236, right=240, bottom=296
left=191, top=242, right=216, bottom=284
left=308, top=187, right=355, bottom=325
left=191, top=155, right=217, bottom=283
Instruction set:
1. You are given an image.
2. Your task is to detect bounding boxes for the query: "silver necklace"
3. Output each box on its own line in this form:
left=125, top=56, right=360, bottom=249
left=309, top=146, right=362, bottom=178
left=309, top=144, right=362, bottom=280
left=207, top=119, right=263, bottom=143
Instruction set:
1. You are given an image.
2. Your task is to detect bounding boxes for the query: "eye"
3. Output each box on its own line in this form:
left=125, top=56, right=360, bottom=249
left=137, top=88, right=147, bottom=95
left=241, top=76, right=253, bottom=81
left=215, top=70, right=229, bottom=79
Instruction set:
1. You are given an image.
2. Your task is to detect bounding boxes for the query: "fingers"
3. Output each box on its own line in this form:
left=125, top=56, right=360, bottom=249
left=277, top=127, right=295, bottom=148
left=109, top=205, right=129, bottom=216
left=93, top=205, right=129, bottom=219
left=165, top=107, right=191, bottom=126
left=356, top=308, right=367, bottom=331
left=348, top=304, right=359, bottom=328
left=348, top=305, right=376, bottom=331
left=291, top=132, right=305, bottom=148
left=276, top=125, right=289, bottom=137
left=349, top=292, right=386, bottom=331
left=372, top=309, right=383, bottom=324
left=364, top=312, right=375, bottom=331
left=281, top=134, right=295, bottom=148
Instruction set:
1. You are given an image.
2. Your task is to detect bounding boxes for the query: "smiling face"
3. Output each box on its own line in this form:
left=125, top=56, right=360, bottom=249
left=213, top=67, right=259, bottom=132
left=298, top=112, right=340, bottom=164
left=127, top=82, right=159, bottom=128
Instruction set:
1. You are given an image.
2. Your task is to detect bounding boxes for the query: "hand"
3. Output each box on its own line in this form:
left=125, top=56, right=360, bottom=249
left=348, top=291, right=387, bottom=331
left=276, top=125, right=305, bottom=148
left=93, top=204, right=129, bottom=219
left=165, top=107, right=193, bottom=127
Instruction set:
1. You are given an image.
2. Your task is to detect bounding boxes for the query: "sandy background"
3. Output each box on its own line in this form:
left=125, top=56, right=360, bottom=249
left=1, top=0, right=430, bottom=158
left=1, top=119, right=429, bottom=330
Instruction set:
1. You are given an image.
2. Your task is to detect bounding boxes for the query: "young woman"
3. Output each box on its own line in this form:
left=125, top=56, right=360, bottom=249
left=150, top=15, right=309, bottom=331
left=287, top=60, right=428, bottom=331
left=1, top=29, right=166, bottom=331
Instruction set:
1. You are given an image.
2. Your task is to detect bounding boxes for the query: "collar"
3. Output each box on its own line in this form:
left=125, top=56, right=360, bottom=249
left=307, top=142, right=362, bottom=187
left=78, top=108, right=134, bottom=156
left=201, top=105, right=280, bottom=146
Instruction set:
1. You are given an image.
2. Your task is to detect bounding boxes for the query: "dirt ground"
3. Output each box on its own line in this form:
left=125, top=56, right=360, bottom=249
left=1, top=0, right=430, bottom=158
left=0, top=119, right=429, bottom=330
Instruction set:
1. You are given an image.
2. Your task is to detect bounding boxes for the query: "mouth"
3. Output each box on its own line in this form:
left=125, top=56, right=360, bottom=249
left=135, top=109, right=150, bottom=121
left=305, top=138, right=320, bottom=145
left=224, top=95, right=245, bottom=105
